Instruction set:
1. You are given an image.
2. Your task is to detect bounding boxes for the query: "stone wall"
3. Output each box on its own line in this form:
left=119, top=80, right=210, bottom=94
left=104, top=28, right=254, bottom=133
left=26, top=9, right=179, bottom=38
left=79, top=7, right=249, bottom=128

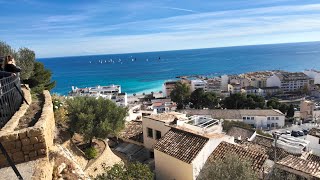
left=0, top=90, right=55, bottom=167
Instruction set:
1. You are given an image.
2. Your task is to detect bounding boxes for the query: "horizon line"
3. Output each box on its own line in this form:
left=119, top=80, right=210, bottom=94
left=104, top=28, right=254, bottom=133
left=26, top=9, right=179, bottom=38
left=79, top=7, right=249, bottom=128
left=37, top=40, right=320, bottom=59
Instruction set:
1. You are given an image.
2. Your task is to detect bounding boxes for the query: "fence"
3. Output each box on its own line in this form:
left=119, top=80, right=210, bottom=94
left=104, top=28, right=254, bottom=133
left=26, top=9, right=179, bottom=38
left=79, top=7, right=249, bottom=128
left=0, top=71, right=23, bottom=128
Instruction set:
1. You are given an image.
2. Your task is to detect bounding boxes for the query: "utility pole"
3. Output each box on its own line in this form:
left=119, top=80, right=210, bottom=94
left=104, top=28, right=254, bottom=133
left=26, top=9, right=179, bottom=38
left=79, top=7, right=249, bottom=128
left=273, top=132, right=280, bottom=162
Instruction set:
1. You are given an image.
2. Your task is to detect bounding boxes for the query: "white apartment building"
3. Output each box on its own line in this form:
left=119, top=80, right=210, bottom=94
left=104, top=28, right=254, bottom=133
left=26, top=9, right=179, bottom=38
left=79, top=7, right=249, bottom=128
left=266, top=72, right=311, bottom=92
left=244, top=86, right=263, bottom=96
left=205, top=78, right=221, bottom=93
left=70, top=85, right=128, bottom=106
left=191, top=79, right=207, bottom=92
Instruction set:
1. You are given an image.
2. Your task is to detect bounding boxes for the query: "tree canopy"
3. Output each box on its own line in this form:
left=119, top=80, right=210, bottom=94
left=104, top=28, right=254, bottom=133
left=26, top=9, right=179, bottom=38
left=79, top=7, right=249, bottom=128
left=222, top=93, right=265, bottom=109
left=170, top=81, right=191, bottom=109
left=197, top=154, right=258, bottom=180
left=66, top=97, right=128, bottom=145
left=26, top=62, right=56, bottom=93
left=190, top=89, right=219, bottom=109
left=0, top=41, right=55, bottom=93
left=95, top=162, right=153, bottom=180
left=286, top=104, right=295, bottom=118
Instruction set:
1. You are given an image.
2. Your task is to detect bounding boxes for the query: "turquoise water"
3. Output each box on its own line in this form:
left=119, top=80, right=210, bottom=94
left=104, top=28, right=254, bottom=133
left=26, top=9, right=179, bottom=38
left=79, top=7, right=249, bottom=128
left=38, top=41, right=320, bottom=95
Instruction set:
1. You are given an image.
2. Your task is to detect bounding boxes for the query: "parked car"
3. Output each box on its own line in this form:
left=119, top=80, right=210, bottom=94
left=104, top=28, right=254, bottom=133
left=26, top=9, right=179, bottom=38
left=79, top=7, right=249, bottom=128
left=298, top=130, right=304, bottom=136
left=291, top=130, right=299, bottom=137
left=303, top=129, right=309, bottom=135
left=285, top=130, right=291, bottom=135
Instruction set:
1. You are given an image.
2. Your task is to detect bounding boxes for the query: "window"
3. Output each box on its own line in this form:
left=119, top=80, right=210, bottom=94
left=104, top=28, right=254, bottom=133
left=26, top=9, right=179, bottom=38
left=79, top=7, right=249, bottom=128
left=251, top=117, right=254, bottom=120
left=276, top=117, right=279, bottom=120
left=246, top=117, right=250, bottom=120
left=243, top=117, right=246, bottom=120
left=147, top=128, right=153, bottom=138
left=319, top=139, right=320, bottom=144
left=149, top=151, right=154, bottom=158
left=155, top=130, right=161, bottom=140
left=267, top=117, right=270, bottom=120
left=271, top=117, right=274, bottom=120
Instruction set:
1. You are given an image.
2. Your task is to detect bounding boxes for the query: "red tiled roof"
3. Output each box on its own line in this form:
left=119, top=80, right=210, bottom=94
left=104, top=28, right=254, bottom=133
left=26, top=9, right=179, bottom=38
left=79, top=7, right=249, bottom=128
left=119, top=121, right=143, bottom=143
left=208, top=141, right=268, bottom=171
left=252, top=134, right=274, bottom=148
left=227, top=126, right=255, bottom=141
left=307, top=154, right=320, bottom=163
left=309, top=128, right=320, bottom=138
left=154, top=128, right=209, bottom=163
left=277, top=155, right=320, bottom=178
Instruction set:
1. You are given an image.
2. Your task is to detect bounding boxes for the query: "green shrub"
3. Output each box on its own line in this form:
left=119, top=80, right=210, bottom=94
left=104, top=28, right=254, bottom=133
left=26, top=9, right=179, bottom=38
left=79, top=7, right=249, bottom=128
left=85, top=147, right=97, bottom=159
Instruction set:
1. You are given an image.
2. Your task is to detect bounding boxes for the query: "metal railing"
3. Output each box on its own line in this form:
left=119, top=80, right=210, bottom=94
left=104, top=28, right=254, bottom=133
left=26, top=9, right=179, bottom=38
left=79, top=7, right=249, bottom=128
left=0, top=71, right=23, bottom=128
left=0, top=71, right=24, bottom=179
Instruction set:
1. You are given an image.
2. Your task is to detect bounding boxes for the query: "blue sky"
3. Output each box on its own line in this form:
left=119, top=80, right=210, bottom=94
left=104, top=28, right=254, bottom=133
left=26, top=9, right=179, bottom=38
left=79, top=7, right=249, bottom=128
left=1, top=0, right=320, bottom=58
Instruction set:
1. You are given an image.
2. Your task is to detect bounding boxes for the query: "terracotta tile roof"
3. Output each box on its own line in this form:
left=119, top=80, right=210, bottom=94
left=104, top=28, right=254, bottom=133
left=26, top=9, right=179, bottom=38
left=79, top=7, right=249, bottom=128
left=119, top=121, right=143, bottom=143
left=242, top=141, right=300, bottom=161
left=227, top=126, right=255, bottom=141
left=154, top=128, right=209, bottom=164
left=277, top=155, right=320, bottom=178
left=307, top=154, right=320, bottom=163
left=252, top=134, right=274, bottom=148
left=208, top=141, right=268, bottom=171
left=308, top=128, right=320, bottom=138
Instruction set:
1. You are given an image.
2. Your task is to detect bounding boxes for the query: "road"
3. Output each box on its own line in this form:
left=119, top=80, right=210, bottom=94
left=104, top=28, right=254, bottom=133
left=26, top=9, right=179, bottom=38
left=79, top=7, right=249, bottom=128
left=267, top=123, right=320, bottom=140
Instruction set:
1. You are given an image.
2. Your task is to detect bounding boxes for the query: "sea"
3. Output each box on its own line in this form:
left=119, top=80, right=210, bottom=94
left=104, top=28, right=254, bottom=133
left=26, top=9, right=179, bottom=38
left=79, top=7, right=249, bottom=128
left=38, top=41, right=320, bottom=95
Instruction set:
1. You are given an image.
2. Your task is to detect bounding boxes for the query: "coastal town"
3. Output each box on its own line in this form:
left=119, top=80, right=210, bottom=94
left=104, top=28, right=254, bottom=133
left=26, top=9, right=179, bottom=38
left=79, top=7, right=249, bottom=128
left=3, top=65, right=320, bottom=179
left=1, top=1, right=320, bottom=179
left=64, top=69, right=320, bottom=179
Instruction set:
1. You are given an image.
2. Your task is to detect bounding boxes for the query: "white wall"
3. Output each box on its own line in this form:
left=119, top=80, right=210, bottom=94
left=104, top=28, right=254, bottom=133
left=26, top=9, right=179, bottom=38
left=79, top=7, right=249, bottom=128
left=142, top=117, right=171, bottom=150
left=267, top=75, right=281, bottom=87
left=125, top=105, right=141, bottom=121
left=306, top=135, right=320, bottom=156
left=221, top=75, right=229, bottom=91
left=233, top=115, right=285, bottom=129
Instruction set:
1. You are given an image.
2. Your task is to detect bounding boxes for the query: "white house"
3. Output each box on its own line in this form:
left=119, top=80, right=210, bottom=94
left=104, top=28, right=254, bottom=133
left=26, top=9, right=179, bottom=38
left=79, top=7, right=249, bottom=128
left=182, top=109, right=285, bottom=129
left=154, top=128, right=233, bottom=180
left=306, top=128, right=320, bottom=156
left=190, top=80, right=206, bottom=92
left=142, top=112, right=187, bottom=155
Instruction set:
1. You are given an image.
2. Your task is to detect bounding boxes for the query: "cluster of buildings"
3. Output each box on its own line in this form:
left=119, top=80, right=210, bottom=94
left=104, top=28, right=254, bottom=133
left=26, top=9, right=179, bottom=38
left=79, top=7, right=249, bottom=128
left=163, top=69, right=320, bottom=98
left=69, top=84, right=128, bottom=106
left=118, top=111, right=320, bottom=180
